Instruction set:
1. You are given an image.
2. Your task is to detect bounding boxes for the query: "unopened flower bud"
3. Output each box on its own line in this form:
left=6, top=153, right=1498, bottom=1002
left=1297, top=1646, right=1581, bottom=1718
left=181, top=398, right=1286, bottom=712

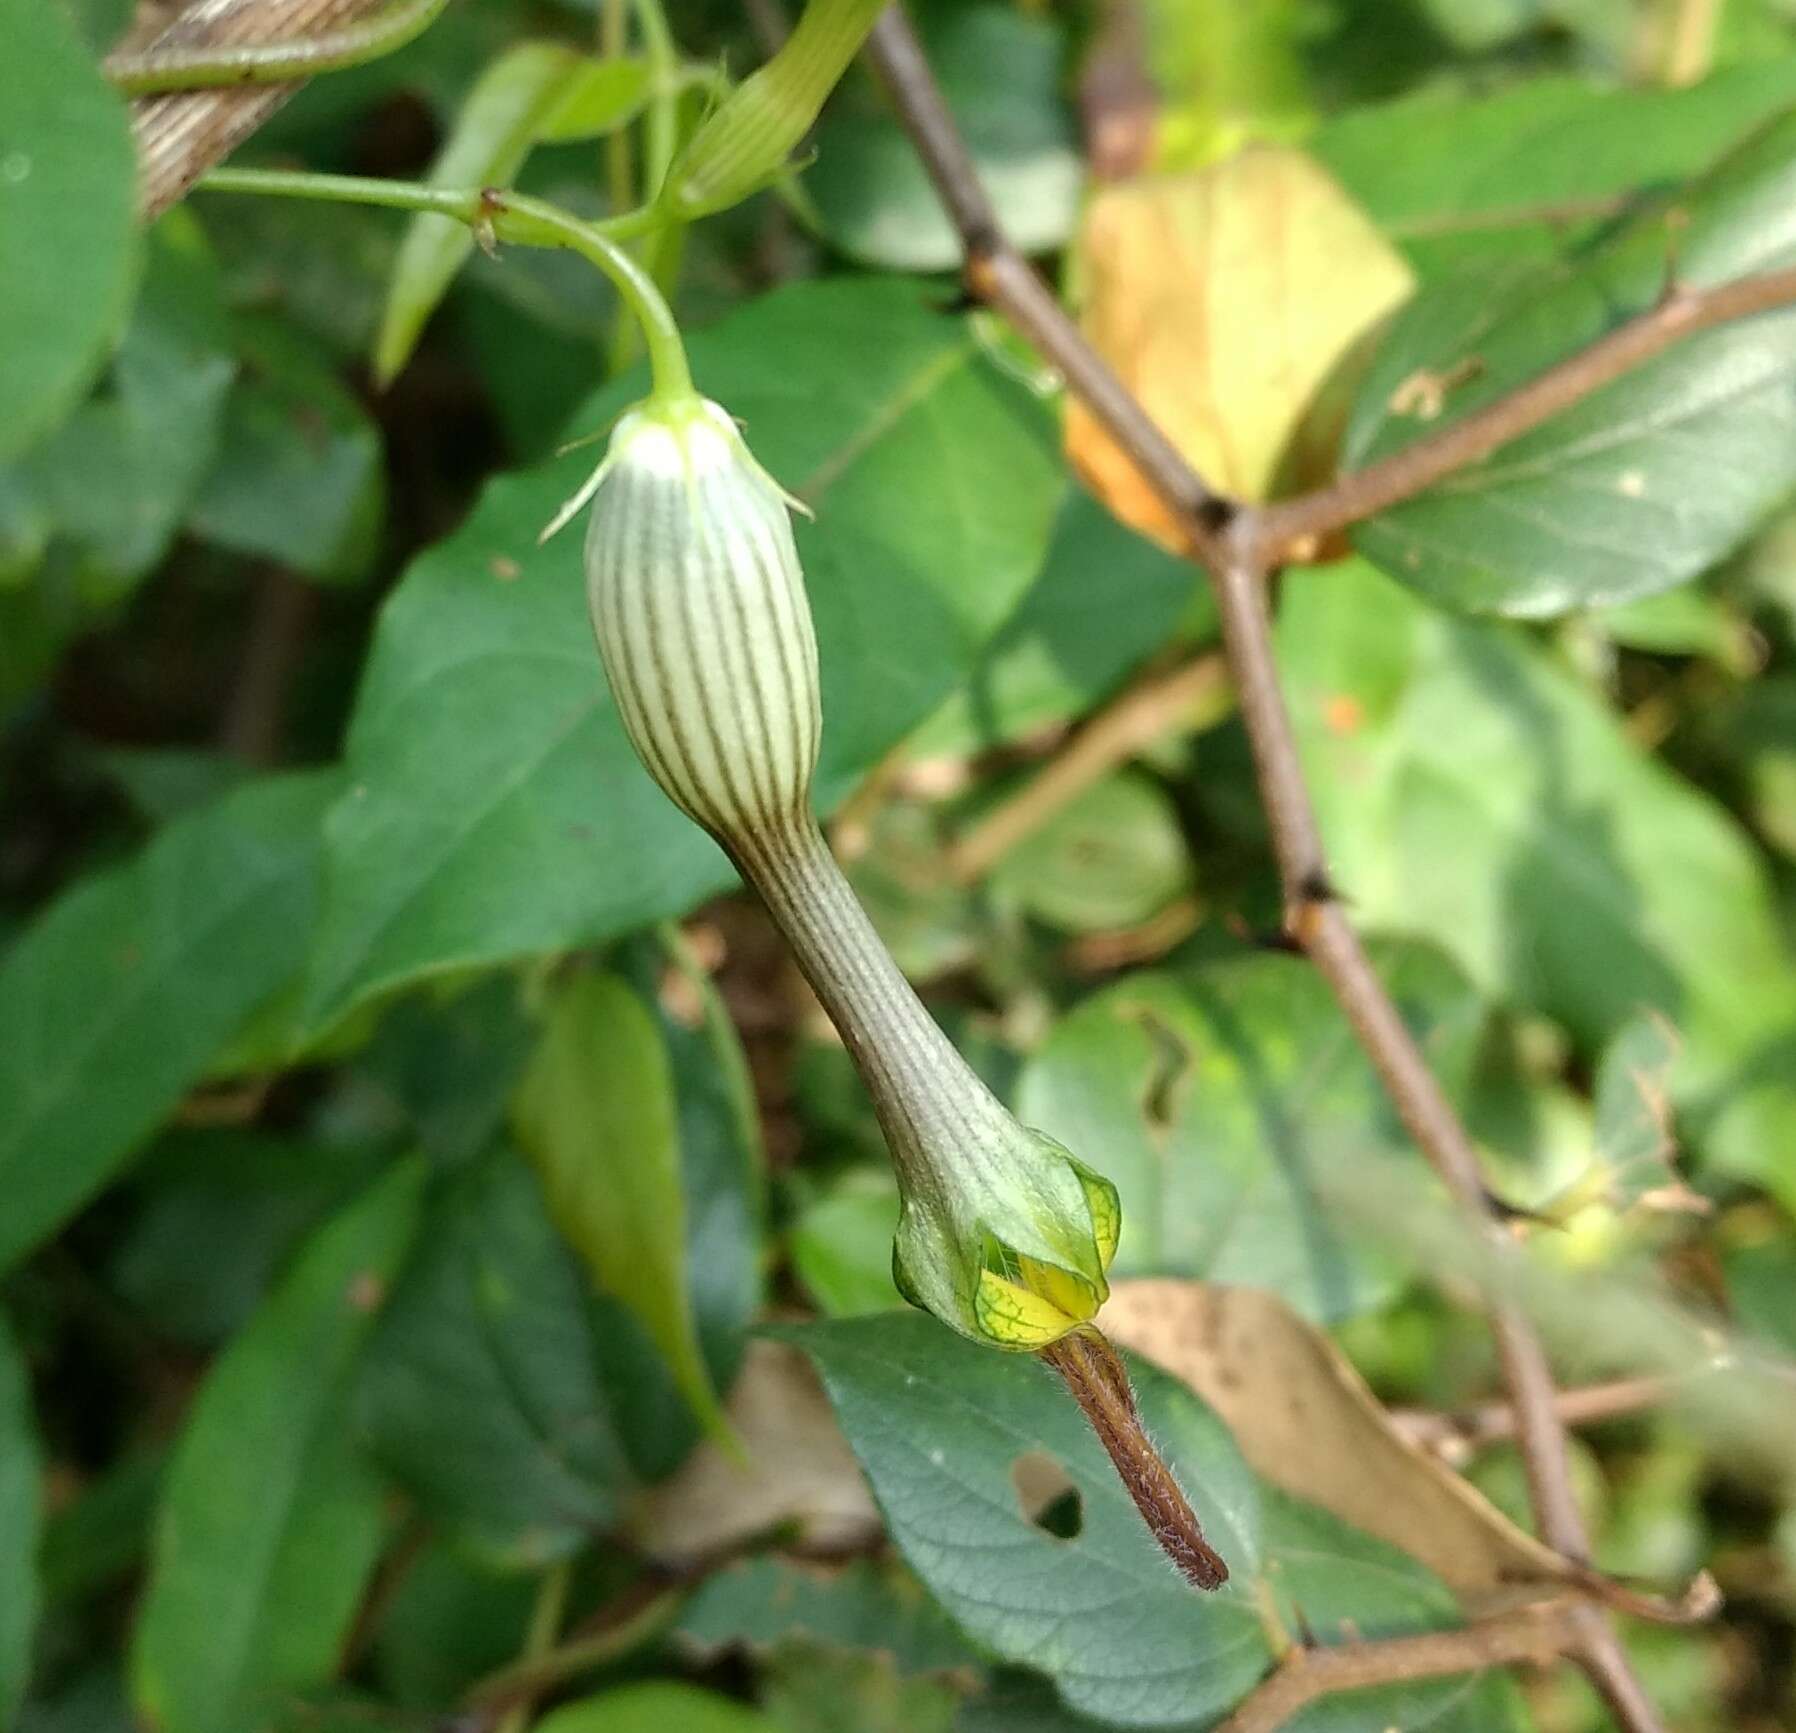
left=570, top=393, right=820, bottom=841
left=562, top=386, right=1119, bottom=1350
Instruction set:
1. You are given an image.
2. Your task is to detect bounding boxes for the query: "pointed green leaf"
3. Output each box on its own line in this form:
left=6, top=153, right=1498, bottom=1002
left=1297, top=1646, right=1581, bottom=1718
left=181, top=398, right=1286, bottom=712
left=0, top=0, right=139, bottom=460
left=373, top=43, right=618, bottom=387
left=538, top=1684, right=781, bottom=1733
left=132, top=1161, right=427, bottom=1733
left=0, top=771, right=338, bottom=1275
left=513, top=972, right=730, bottom=1442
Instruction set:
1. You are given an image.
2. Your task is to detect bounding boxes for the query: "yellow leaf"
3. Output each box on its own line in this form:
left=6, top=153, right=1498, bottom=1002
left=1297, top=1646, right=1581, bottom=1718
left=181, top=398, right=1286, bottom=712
left=1065, top=147, right=1414, bottom=546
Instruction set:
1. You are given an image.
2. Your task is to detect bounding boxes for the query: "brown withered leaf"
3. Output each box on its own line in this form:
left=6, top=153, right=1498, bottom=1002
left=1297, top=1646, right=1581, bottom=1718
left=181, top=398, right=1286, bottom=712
left=1100, top=1278, right=1579, bottom=1608
left=1066, top=147, right=1414, bottom=547
left=627, top=1339, right=880, bottom=1564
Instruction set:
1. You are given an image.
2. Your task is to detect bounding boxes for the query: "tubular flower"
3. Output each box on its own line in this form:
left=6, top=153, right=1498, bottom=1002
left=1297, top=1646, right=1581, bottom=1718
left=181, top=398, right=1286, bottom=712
left=566, top=390, right=1121, bottom=1349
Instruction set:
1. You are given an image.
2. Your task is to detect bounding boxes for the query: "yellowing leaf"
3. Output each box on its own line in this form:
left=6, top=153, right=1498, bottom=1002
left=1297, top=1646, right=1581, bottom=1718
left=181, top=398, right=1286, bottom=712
left=513, top=971, right=731, bottom=1444
left=1065, top=147, right=1413, bottom=544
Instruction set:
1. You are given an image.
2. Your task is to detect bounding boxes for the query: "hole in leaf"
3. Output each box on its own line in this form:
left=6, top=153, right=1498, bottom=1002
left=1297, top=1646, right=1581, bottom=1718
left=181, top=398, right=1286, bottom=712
left=1011, top=1450, right=1083, bottom=1540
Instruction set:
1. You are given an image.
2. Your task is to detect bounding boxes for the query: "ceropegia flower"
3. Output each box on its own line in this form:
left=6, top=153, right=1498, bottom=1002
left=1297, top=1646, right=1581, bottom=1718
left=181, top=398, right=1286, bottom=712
left=554, top=389, right=1120, bottom=1350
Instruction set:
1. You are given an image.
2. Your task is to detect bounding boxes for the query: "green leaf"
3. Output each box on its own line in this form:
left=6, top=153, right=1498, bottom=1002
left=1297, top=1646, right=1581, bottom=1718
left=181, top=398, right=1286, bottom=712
left=910, top=486, right=1209, bottom=758
left=18, top=214, right=234, bottom=598
left=0, top=1315, right=42, bottom=1727
left=132, top=1161, right=426, bottom=1733
left=0, top=0, right=138, bottom=461
left=355, top=1150, right=628, bottom=1561
left=1345, top=112, right=1796, bottom=616
left=534, top=58, right=649, bottom=142
left=790, top=1312, right=1268, bottom=1725
left=189, top=316, right=385, bottom=582
left=1280, top=559, right=1796, bottom=1207
left=107, top=1128, right=385, bottom=1346
left=761, top=1643, right=961, bottom=1733
left=1315, top=57, right=1796, bottom=275
left=513, top=971, right=728, bottom=1442
left=537, top=1684, right=782, bottom=1733
left=791, top=1314, right=1527, bottom=1730
left=990, top=772, right=1192, bottom=935
left=789, top=1169, right=905, bottom=1318
left=1592, top=1012, right=1684, bottom=1208
left=368, top=1536, right=534, bottom=1709
left=675, top=1557, right=975, bottom=1674
left=0, top=771, right=337, bottom=1275
left=373, top=43, right=624, bottom=387
left=807, top=2, right=1080, bottom=271
left=1017, top=941, right=1485, bottom=1322
left=305, top=277, right=1062, bottom=1028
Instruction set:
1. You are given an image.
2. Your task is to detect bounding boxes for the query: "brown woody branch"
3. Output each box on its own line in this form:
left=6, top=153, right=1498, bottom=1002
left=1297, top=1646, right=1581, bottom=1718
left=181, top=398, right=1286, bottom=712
left=860, top=6, right=1744, bottom=1729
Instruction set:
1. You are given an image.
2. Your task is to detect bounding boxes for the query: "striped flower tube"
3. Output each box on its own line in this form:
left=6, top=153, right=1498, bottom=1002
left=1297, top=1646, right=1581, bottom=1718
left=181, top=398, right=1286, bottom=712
left=562, top=385, right=1227, bottom=1588
left=570, top=391, right=1120, bottom=1352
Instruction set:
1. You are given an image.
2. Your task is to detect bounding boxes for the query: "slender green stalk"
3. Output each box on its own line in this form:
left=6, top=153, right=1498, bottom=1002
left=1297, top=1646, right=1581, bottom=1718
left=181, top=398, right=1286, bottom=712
left=197, top=169, right=691, bottom=400
left=493, top=1560, right=572, bottom=1733
left=601, top=0, right=634, bottom=213
left=105, top=0, right=450, bottom=93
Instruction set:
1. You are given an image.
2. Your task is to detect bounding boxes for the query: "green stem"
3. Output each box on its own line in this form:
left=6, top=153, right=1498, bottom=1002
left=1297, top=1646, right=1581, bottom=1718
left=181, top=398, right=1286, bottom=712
left=607, top=0, right=685, bottom=374
left=197, top=168, right=693, bottom=401
left=493, top=1560, right=573, bottom=1733
left=105, top=0, right=450, bottom=93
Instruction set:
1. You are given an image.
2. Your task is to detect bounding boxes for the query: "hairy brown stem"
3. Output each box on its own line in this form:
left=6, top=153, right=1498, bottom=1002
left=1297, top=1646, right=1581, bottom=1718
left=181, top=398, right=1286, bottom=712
left=1041, top=1327, right=1229, bottom=1591
left=863, top=7, right=1695, bottom=1727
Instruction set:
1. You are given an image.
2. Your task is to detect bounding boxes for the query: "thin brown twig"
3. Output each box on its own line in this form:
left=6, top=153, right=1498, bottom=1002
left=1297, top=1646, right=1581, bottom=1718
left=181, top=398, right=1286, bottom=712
left=1393, top=1375, right=1675, bottom=1459
left=862, top=8, right=1695, bottom=1728
left=1212, top=1602, right=1581, bottom=1733
left=945, top=652, right=1228, bottom=885
left=1250, top=264, right=1796, bottom=563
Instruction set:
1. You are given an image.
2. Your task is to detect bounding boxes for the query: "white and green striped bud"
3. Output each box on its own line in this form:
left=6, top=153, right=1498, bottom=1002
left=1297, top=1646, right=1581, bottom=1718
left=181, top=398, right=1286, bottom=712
left=573, top=394, right=820, bottom=838
left=565, top=389, right=1120, bottom=1350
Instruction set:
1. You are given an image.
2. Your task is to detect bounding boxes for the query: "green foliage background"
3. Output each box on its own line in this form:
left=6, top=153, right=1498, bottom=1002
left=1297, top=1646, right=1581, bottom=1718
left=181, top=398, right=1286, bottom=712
left=4, top=0, right=1796, bottom=1729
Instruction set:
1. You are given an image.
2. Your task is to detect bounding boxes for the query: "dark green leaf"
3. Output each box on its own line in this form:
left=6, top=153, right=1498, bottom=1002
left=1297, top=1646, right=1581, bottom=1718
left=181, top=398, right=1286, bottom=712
left=0, top=0, right=138, bottom=461
left=304, top=277, right=1061, bottom=1028
left=368, top=1537, right=534, bottom=1709
left=0, top=1315, right=41, bottom=1726
left=189, top=316, right=385, bottom=582
left=912, top=487, right=1206, bottom=757
left=762, top=1642, right=962, bottom=1733
left=0, top=771, right=337, bottom=1274
left=39, top=1445, right=164, bottom=1608
left=1347, top=113, right=1796, bottom=616
left=107, top=1129, right=386, bottom=1346
left=1315, top=57, right=1796, bottom=275
left=131, top=1161, right=426, bottom=1733
left=19, top=214, right=234, bottom=597
left=356, top=1150, right=628, bottom=1560
left=676, top=1556, right=975, bottom=1673
left=1280, top=559, right=1796, bottom=1208
left=807, top=2, right=1080, bottom=271
left=514, top=971, right=728, bottom=1441
left=1017, top=942, right=1485, bottom=1322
